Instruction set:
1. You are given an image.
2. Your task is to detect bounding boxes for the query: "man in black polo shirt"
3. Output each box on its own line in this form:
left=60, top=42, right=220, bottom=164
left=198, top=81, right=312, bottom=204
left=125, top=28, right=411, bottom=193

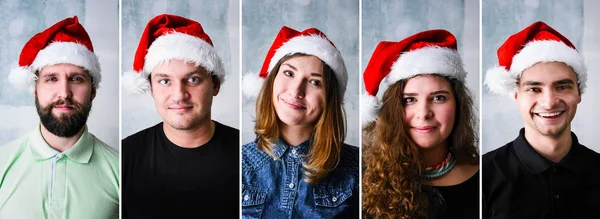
left=483, top=21, right=600, bottom=218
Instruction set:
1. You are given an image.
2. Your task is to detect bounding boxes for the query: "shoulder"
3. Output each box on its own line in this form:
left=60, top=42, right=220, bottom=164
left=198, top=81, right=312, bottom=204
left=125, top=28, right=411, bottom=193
left=0, top=134, right=30, bottom=169
left=338, top=144, right=359, bottom=172
left=121, top=123, right=161, bottom=153
left=242, top=141, right=271, bottom=172
left=577, top=144, right=600, bottom=166
left=213, top=121, right=239, bottom=145
left=90, top=134, right=119, bottom=168
left=482, top=141, right=514, bottom=166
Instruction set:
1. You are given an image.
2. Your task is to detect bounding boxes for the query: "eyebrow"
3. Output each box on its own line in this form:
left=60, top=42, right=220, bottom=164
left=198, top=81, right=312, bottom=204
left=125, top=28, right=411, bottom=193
left=40, top=72, right=89, bottom=78
left=522, top=78, right=575, bottom=86
left=403, top=90, right=451, bottom=96
left=282, top=63, right=322, bottom=77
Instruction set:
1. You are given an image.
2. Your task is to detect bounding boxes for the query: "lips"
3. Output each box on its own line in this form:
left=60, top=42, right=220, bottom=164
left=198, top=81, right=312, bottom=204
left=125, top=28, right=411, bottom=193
left=534, top=111, right=564, bottom=118
left=281, top=98, right=306, bottom=110
left=412, top=126, right=437, bottom=133
left=169, top=105, right=193, bottom=111
left=54, top=104, right=74, bottom=111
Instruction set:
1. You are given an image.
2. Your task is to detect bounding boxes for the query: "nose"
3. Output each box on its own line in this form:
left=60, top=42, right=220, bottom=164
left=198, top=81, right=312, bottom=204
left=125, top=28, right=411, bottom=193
left=289, top=78, right=306, bottom=99
left=57, top=79, right=72, bottom=99
left=171, top=81, right=190, bottom=101
left=415, top=101, right=433, bottom=120
left=540, top=89, right=560, bottom=109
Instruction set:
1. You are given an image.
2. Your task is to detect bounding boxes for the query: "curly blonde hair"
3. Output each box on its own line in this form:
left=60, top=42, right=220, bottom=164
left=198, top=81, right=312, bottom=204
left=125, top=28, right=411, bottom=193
left=362, top=75, right=479, bottom=218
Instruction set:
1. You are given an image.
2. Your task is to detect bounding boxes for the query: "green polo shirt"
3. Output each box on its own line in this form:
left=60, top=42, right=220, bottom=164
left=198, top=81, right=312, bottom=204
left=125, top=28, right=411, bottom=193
left=0, top=125, right=119, bottom=219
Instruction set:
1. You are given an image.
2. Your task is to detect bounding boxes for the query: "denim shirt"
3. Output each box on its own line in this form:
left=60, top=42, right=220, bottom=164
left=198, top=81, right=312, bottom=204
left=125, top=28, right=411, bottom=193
left=242, top=139, right=359, bottom=219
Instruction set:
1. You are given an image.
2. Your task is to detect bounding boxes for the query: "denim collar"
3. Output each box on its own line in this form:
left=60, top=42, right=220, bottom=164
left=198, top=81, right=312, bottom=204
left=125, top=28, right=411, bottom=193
left=272, top=138, right=311, bottom=159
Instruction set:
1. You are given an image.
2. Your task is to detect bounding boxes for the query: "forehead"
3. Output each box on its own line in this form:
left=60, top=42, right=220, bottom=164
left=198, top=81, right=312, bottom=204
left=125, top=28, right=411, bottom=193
left=151, top=59, right=207, bottom=77
left=38, top=63, right=88, bottom=76
left=281, top=55, right=324, bottom=73
left=403, top=74, right=452, bottom=93
left=519, top=61, right=578, bottom=84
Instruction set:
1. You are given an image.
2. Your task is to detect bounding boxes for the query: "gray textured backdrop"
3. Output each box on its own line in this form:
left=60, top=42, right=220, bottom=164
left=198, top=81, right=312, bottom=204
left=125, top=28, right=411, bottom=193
left=482, top=0, right=600, bottom=154
left=362, top=0, right=481, bottom=148
left=0, top=0, right=119, bottom=149
left=241, top=0, right=360, bottom=146
left=121, top=0, right=240, bottom=139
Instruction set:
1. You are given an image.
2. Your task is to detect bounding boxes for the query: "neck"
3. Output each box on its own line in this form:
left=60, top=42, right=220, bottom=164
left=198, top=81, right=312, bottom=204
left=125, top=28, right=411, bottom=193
left=280, top=123, right=313, bottom=146
left=421, top=141, right=449, bottom=168
left=40, top=124, right=85, bottom=152
left=524, top=126, right=572, bottom=163
left=163, top=120, right=215, bottom=148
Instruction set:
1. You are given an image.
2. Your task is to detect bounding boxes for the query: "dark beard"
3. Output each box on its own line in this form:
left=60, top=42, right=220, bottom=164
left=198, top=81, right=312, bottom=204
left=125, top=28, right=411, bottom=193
left=35, top=97, right=92, bottom=138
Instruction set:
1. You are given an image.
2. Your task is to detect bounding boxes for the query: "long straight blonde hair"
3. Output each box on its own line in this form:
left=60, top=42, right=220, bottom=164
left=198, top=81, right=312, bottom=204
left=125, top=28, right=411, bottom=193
left=254, top=53, right=346, bottom=184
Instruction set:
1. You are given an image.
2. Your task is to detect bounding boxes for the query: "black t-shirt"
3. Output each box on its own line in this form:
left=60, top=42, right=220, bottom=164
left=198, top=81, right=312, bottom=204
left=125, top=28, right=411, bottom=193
left=122, top=121, right=239, bottom=219
left=433, top=171, right=480, bottom=219
left=483, top=128, right=600, bottom=219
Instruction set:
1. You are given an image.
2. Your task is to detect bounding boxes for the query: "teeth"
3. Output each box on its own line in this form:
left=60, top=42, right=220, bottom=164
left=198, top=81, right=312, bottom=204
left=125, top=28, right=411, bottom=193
left=538, top=112, right=561, bottom=117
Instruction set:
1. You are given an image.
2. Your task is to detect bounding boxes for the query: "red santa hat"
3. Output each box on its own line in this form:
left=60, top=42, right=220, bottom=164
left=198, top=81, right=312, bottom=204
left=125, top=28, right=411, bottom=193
left=123, top=14, right=225, bottom=94
left=9, top=16, right=101, bottom=91
left=484, top=21, right=587, bottom=95
left=242, top=26, right=348, bottom=99
left=361, top=29, right=466, bottom=126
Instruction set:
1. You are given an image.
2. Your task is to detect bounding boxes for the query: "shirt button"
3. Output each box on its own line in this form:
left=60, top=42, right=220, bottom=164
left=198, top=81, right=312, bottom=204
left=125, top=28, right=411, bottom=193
left=291, top=149, right=297, bottom=155
left=554, top=194, right=560, bottom=199
left=552, top=167, right=557, bottom=172
left=332, top=196, right=338, bottom=202
left=243, top=195, right=249, bottom=201
left=289, top=183, right=295, bottom=188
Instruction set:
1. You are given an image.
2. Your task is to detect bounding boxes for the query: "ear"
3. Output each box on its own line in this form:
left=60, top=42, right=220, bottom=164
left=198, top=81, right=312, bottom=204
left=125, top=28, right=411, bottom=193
left=212, top=76, right=221, bottom=96
left=577, top=89, right=582, bottom=104
left=91, top=87, right=97, bottom=101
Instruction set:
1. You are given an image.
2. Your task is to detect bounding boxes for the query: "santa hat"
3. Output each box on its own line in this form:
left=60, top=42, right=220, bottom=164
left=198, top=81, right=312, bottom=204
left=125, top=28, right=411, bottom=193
left=9, top=16, right=101, bottom=91
left=242, top=26, right=348, bottom=99
left=484, top=21, right=587, bottom=95
left=361, top=29, right=466, bottom=126
left=123, top=14, right=225, bottom=94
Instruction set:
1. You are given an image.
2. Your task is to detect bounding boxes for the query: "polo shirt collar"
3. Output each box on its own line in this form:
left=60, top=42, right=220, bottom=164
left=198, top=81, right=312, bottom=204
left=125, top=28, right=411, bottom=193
left=29, top=124, right=94, bottom=164
left=514, top=128, right=584, bottom=174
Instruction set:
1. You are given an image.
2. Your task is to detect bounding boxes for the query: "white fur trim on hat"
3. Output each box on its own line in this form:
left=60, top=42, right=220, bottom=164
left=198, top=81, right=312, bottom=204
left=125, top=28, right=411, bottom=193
left=484, top=66, right=517, bottom=95
left=510, top=40, right=587, bottom=93
left=242, top=71, right=265, bottom=99
left=385, top=46, right=466, bottom=86
left=8, top=65, right=37, bottom=92
left=267, top=34, right=348, bottom=95
left=122, top=70, right=150, bottom=94
left=360, top=93, right=380, bottom=127
left=9, top=42, right=102, bottom=91
left=143, top=32, right=225, bottom=85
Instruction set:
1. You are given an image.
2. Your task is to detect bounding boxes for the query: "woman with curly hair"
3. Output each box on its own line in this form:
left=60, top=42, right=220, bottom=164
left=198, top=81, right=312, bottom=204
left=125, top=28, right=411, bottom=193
left=361, top=30, right=480, bottom=218
left=241, top=26, right=359, bottom=218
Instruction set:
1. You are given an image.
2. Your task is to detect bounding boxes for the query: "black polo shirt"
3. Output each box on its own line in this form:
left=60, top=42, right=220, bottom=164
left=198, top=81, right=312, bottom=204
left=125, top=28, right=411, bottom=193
left=483, top=128, right=600, bottom=219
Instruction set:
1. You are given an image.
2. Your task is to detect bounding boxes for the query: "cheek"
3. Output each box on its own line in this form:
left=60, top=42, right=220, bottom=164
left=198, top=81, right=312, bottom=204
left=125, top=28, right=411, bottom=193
left=435, top=104, right=456, bottom=128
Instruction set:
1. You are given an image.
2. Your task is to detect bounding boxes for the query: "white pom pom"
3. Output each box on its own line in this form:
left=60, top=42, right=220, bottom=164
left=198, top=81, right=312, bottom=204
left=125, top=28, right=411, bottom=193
left=484, top=66, right=517, bottom=96
left=242, top=72, right=265, bottom=99
left=360, top=93, right=380, bottom=127
left=8, top=64, right=36, bottom=92
left=122, top=70, right=150, bottom=94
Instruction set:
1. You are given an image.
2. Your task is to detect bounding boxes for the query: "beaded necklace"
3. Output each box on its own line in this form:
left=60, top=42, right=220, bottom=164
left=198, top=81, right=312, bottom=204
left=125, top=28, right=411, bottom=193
left=423, top=152, right=456, bottom=179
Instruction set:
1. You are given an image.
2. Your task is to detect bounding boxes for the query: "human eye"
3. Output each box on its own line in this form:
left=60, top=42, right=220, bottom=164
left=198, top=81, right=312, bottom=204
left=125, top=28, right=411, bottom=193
left=432, top=95, right=447, bottom=102
left=403, top=97, right=416, bottom=104
left=283, top=70, right=293, bottom=77
left=557, top=85, right=571, bottom=91
left=526, top=87, right=541, bottom=93
left=187, top=77, right=201, bottom=84
left=46, top=77, right=58, bottom=83
left=158, top=79, right=169, bottom=85
left=71, top=76, right=85, bottom=83
left=309, top=79, right=322, bottom=87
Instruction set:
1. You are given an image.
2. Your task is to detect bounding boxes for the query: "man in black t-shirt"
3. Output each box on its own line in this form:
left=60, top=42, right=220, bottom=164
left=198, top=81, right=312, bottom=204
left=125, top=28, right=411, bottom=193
left=483, top=21, right=600, bottom=218
left=121, top=14, right=239, bottom=218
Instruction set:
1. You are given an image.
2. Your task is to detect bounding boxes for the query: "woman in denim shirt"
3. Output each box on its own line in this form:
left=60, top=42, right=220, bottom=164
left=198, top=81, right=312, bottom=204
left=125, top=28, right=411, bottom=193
left=361, top=30, right=480, bottom=218
left=241, top=26, right=359, bottom=219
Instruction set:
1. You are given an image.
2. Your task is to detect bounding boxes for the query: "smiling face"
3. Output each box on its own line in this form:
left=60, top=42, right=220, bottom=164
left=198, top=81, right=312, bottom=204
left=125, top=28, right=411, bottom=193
left=402, top=75, right=456, bottom=150
left=35, top=63, right=95, bottom=137
left=272, top=55, right=325, bottom=129
left=515, top=61, right=581, bottom=138
left=150, top=59, right=220, bottom=131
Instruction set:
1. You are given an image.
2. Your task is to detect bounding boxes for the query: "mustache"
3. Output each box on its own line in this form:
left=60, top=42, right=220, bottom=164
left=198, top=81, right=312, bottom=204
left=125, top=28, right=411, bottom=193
left=40, top=98, right=83, bottom=113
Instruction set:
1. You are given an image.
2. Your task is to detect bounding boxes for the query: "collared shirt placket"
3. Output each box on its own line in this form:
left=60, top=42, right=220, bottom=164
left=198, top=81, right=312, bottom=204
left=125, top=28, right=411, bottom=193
left=282, top=148, right=301, bottom=219
left=49, top=152, right=66, bottom=218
